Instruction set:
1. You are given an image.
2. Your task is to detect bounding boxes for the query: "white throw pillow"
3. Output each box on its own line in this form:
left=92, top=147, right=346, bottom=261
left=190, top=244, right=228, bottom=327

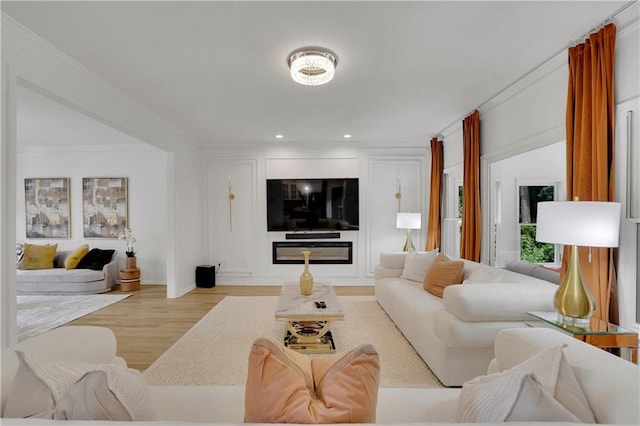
left=55, top=367, right=156, bottom=421
left=455, top=369, right=579, bottom=422
left=454, top=345, right=595, bottom=423
left=508, top=344, right=595, bottom=423
left=400, top=249, right=439, bottom=282
left=4, top=351, right=156, bottom=421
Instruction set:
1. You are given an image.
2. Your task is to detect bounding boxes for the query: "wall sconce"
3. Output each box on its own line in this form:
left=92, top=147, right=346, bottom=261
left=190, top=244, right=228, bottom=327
left=228, top=176, right=235, bottom=231
left=395, top=175, right=402, bottom=211
left=397, top=212, right=421, bottom=252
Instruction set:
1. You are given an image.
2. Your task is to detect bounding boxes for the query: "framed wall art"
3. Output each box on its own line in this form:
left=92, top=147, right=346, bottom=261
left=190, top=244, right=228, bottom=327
left=82, top=177, right=128, bottom=238
left=24, top=178, right=71, bottom=238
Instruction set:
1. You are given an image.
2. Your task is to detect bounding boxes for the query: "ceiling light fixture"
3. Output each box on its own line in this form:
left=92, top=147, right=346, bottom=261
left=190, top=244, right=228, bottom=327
left=275, top=134, right=283, bottom=139
left=344, top=134, right=352, bottom=139
left=287, top=47, right=338, bottom=86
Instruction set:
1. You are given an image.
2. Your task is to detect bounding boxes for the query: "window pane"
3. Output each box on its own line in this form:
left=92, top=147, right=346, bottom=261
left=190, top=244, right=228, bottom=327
left=518, top=185, right=555, bottom=223
left=520, top=225, right=555, bottom=263
left=458, top=186, right=463, bottom=218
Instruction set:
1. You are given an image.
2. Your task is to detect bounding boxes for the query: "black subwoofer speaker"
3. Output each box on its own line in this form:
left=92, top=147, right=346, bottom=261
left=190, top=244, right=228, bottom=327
left=196, top=265, right=216, bottom=288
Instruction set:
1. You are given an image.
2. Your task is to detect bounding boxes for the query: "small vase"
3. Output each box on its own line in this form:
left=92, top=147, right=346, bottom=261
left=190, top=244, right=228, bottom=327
left=125, top=256, right=137, bottom=269
left=299, top=250, right=314, bottom=295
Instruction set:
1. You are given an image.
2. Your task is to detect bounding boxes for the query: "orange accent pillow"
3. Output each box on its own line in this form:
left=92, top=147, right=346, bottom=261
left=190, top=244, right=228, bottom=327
left=423, top=253, right=464, bottom=297
left=244, top=338, right=380, bottom=423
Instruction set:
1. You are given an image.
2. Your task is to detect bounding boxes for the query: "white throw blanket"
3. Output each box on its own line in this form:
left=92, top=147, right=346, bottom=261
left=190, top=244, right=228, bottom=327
left=455, top=344, right=592, bottom=423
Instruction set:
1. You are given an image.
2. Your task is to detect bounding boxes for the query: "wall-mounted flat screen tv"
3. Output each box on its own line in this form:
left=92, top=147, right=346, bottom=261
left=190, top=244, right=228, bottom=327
left=266, top=178, right=359, bottom=231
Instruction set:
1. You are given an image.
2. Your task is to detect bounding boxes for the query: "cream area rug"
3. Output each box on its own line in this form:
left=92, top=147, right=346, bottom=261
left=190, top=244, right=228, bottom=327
left=144, top=296, right=442, bottom=388
left=17, top=294, right=131, bottom=341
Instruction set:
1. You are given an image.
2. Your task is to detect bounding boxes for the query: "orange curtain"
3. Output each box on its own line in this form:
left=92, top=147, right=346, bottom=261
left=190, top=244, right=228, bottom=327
left=564, top=23, right=617, bottom=323
left=460, top=110, right=481, bottom=261
left=426, top=137, right=443, bottom=251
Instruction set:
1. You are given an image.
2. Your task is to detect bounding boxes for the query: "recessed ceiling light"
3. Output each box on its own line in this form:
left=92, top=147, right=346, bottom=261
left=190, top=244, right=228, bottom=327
left=275, top=134, right=283, bottom=139
left=344, top=134, right=352, bottom=139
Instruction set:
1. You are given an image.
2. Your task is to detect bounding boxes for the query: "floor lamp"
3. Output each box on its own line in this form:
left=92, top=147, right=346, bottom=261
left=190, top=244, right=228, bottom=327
left=397, top=212, right=421, bottom=252
left=535, top=200, right=621, bottom=326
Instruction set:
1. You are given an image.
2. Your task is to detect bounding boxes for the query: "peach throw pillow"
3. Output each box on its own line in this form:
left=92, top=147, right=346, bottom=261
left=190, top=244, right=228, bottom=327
left=244, top=337, right=380, bottom=423
left=423, top=253, right=464, bottom=297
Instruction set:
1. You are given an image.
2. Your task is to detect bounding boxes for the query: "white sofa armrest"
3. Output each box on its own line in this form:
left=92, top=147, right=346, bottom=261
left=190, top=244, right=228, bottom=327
left=443, top=282, right=556, bottom=321
left=379, top=252, right=408, bottom=269
left=103, top=250, right=118, bottom=289
left=374, top=252, right=407, bottom=280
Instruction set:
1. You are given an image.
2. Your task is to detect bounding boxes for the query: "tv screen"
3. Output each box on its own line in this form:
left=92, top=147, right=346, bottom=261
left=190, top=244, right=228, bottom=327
left=266, top=178, right=359, bottom=231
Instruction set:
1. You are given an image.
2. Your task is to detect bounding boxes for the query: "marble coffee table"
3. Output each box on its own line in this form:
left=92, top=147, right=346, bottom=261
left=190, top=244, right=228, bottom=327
left=275, top=281, right=344, bottom=353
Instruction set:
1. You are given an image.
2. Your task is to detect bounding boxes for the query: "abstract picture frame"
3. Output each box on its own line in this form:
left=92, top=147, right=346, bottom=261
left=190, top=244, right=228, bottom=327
left=82, top=177, right=128, bottom=238
left=24, top=177, right=71, bottom=239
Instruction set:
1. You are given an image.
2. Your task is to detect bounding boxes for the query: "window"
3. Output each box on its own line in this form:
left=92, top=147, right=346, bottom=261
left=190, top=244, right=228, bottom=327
left=442, top=168, right=463, bottom=258
left=517, top=184, right=557, bottom=264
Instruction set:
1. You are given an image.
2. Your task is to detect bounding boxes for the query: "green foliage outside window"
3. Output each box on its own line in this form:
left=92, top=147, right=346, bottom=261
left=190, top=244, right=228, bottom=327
left=519, top=185, right=556, bottom=264
left=520, top=225, right=555, bottom=263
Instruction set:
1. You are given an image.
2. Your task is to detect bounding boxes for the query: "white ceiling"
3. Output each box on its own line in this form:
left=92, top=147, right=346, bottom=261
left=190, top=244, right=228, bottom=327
left=2, top=1, right=631, bottom=148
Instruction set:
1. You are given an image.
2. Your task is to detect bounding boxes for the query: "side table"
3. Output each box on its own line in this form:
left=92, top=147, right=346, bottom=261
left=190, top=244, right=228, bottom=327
left=120, top=257, right=141, bottom=292
left=525, top=311, right=638, bottom=364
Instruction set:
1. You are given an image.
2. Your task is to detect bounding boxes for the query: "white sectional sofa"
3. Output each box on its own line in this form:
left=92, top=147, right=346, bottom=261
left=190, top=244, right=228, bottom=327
left=375, top=251, right=558, bottom=386
left=16, top=250, right=118, bottom=294
left=2, top=326, right=638, bottom=425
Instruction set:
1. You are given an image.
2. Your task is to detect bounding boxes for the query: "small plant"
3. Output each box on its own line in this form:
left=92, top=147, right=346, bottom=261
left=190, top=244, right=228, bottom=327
left=118, top=228, right=136, bottom=257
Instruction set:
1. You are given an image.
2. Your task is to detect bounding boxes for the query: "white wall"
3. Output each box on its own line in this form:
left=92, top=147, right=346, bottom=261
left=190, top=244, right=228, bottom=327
left=16, top=146, right=168, bottom=283
left=166, top=149, right=206, bottom=298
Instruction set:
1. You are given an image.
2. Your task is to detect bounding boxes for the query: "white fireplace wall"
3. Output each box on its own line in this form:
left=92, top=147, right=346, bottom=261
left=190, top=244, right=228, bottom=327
left=205, top=148, right=427, bottom=284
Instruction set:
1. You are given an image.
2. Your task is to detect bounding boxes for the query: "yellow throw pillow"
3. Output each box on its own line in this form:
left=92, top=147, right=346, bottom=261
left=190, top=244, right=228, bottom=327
left=64, top=244, right=90, bottom=270
left=20, top=244, right=58, bottom=270
left=423, top=253, right=464, bottom=297
left=244, top=337, right=380, bottom=423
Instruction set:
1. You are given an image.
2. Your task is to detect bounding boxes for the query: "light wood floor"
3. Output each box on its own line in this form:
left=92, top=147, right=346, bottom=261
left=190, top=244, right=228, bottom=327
left=68, top=284, right=374, bottom=371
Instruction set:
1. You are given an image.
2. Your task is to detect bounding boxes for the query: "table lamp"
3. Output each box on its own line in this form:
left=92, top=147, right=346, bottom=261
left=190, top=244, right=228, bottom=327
left=397, top=212, right=422, bottom=252
left=536, top=200, right=621, bottom=326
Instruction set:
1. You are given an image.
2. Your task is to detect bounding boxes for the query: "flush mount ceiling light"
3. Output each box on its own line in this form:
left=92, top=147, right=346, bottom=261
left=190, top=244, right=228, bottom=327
left=287, top=47, right=338, bottom=86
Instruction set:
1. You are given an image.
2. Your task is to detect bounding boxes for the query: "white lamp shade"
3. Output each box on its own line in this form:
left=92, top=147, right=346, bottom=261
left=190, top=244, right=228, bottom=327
left=396, top=212, right=422, bottom=230
left=536, top=201, right=621, bottom=247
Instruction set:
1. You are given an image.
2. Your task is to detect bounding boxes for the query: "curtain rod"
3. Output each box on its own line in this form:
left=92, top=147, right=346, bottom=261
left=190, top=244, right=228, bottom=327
left=435, top=0, right=637, bottom=139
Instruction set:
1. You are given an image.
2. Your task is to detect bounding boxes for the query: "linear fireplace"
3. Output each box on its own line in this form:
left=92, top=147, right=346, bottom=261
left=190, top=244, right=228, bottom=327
left=272, top=241, right=352, bottom=264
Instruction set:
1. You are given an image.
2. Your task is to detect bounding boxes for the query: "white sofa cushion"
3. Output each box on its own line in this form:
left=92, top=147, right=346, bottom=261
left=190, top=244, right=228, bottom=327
left=434, top=310, right=524, bottom=348
left=462, top=267, right=506, bottom=283
left=16, top=268, right=104, bottom=283
left=442, top=282, right=555, bottom=321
